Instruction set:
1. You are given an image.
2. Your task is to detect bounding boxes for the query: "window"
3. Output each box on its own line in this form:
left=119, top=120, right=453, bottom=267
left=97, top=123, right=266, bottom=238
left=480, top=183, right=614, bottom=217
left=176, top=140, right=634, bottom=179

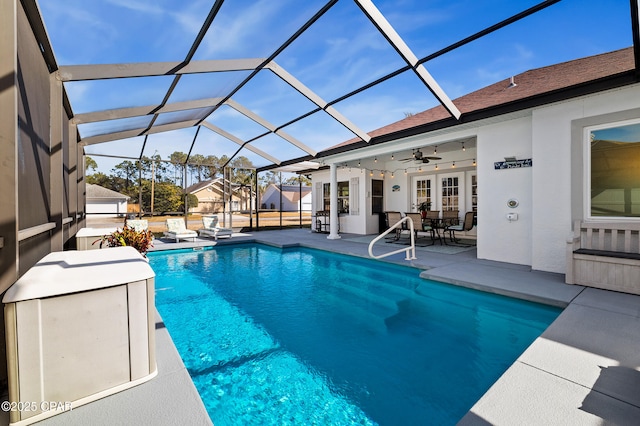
left=471, top=174, right=477, bottom=213
left=323, top=181, right=349, bottom=213
left=441, top=176, right=459, bottom=211
left=588, top=120, right=640, bottom=218
left=371, top=179, right=384, bottom=214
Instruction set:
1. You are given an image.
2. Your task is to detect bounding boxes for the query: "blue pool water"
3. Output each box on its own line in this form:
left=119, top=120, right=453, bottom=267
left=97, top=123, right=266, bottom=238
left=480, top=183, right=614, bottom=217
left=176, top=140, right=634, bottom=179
left=149, top=244, right=560, bottom=425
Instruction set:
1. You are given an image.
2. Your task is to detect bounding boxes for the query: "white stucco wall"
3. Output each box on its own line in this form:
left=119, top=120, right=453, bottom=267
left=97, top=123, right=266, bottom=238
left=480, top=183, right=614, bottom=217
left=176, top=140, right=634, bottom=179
left=312, top=168, right=377, bottom=235
left=531, top=84, right=640, bottom=273
left=311, top=83, right=640, bottom=273
left=86, top=199, right=128, bottom=217
left=476, top=116, right=533, bottom=267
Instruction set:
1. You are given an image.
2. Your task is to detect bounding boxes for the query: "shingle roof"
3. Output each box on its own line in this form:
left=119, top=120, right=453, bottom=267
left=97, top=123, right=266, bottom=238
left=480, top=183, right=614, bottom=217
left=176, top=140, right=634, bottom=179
left=86, top=183, right=129, bottom=199
left=330, top=47, right=635, bottom=150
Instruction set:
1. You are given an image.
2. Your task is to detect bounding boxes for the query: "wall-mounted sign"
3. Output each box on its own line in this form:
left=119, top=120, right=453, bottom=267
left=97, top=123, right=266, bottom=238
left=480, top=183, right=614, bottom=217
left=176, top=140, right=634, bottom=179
left=392, top=185, right=400, bottom=192
left=494, top=158, right=532, bottom=170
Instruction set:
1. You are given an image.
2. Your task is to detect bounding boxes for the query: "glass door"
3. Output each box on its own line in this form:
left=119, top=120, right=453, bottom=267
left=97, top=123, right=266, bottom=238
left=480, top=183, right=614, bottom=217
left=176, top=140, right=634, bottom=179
left=440, top=172, right=465, bottom=213
left=411, top=176, right=435, bottom=212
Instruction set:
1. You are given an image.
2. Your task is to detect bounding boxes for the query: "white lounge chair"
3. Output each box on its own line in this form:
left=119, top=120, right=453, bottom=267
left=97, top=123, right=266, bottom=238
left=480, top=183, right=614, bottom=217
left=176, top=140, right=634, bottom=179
left=198, top=215, right=233, bottom=240
left=163, top=218, right=197, bottom=242
left=126, top=219, right=148, bottom=232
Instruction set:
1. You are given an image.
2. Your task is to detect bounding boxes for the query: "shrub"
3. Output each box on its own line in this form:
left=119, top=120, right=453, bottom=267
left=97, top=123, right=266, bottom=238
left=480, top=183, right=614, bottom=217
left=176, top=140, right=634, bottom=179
left=94, top=225, right=154, bottom=256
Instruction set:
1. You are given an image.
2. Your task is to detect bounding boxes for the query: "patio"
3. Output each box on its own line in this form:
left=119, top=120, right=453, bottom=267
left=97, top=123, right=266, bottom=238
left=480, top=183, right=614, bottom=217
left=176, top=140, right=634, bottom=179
left=20, top=229, right=640, bottom=425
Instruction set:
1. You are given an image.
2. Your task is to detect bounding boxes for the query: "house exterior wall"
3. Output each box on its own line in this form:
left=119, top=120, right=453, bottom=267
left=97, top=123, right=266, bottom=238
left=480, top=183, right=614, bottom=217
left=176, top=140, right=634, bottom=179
left=312, top=83, right=640, bottom=274
left=312, top=169, right=378, bottom=235
left=86, top=199, right=128, bottom=217
left=531, top=84, right=640, bottom=273
left=189, top=185, right=243, bottom=213
left=477, top=116, right=533, bottom=267
left=261, top=186, right=312, bottom=212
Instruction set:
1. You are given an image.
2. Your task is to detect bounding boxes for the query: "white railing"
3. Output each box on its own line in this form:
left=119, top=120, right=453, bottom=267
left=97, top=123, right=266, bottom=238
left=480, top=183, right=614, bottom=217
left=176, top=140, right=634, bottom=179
left=368, top=216, right=416, bottom=260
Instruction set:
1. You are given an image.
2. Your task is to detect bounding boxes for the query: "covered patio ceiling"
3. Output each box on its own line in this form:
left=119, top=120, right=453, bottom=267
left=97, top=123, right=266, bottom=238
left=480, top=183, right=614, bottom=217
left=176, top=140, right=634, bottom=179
left=34, top=0, right=640, bottom=175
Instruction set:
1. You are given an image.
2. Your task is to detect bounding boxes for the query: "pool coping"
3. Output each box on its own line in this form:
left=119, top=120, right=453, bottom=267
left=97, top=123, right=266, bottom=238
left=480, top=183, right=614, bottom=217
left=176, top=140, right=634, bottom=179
left=30, top=229, right=640, bottom=425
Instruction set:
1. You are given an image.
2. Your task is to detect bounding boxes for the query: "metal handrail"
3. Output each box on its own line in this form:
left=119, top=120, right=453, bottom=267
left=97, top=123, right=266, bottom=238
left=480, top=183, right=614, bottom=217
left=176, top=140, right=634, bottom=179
left=368, top=216, right=416, bottom=260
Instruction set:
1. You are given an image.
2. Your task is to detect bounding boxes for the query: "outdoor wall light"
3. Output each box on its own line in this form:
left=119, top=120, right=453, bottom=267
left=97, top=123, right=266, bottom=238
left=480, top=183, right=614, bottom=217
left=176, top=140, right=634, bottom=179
left=452, top=161, right=456, bottom=168
left=473, top=159, right=476, bottom=166
left=391, top=153, right=395, bottom=160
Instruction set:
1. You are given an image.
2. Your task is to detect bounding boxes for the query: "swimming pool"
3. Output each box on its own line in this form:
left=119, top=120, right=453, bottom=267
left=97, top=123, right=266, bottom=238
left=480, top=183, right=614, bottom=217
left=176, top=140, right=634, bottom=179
left=149, top=244, right=560, bottom=425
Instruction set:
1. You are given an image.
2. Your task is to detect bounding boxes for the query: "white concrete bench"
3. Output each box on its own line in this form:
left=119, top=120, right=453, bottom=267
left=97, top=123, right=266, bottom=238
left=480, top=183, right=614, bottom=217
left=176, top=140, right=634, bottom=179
left=566, top=220, right=640, bottom=295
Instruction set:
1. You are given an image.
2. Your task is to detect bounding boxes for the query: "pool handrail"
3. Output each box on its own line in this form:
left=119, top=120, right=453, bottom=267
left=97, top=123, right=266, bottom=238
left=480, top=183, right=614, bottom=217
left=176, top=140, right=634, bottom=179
left=368, top=216, right=416, bottom=260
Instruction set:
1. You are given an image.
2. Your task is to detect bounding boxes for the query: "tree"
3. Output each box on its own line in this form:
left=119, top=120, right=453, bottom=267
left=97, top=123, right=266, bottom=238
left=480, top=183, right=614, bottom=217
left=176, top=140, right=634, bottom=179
left=85, top=156, right=98, bottom=173
left=169, top=151, right=188, bottom=186
left=188, top=154, right=207, bottom=184
left=86, top=172, right=111, bottom=187
left=283, top=174, right=311, bottom=186
left=139, top=180, right=183, bottom=213
left=258, top=171, right=278, bottom=192
left=203, top=155, right=220, bottom=179
left=112, top=160, right=137, bottom=194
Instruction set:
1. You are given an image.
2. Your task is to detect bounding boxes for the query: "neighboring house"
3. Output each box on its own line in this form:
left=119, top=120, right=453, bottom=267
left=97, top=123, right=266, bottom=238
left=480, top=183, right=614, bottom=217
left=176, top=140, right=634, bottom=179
left=186, top=178, right=253, bottom=214
left=261, top=184, right=312, bottom=212
left=86, top=184, right=129, bottom=218
left=309, top=47, right=640, bottom=275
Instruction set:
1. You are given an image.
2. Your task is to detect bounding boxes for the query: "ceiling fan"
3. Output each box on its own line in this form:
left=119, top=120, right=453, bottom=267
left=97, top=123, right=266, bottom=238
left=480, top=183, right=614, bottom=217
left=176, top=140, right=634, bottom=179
left=399, top=149, right=441, bottom=163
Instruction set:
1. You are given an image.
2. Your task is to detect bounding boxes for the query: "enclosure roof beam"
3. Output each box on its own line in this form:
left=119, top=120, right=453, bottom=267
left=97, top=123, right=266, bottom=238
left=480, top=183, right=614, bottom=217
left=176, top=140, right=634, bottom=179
left=73, top=97, right=224, bottom=124
left=200, top=122, right=282, bottom=165
left=80, top=120, right=199, bottom=146
left=224, top=99, right=317, bottom=156
left=58, top=59, right=265, bottom=81
left=354, top=0, right=461, bottom=120
left=265, top=62, right=371, bottom=143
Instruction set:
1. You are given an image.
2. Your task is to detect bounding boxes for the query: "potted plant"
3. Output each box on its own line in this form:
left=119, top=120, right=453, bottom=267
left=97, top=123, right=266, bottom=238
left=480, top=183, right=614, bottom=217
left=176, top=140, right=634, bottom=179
left=94, top=225, right=154, bottom=256
left=418, top=201, right=431, bottom=219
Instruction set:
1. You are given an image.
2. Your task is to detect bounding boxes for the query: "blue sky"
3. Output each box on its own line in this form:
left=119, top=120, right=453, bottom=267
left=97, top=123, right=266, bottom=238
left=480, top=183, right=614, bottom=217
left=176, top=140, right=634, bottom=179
left=39, top=0, right=633, bottom=175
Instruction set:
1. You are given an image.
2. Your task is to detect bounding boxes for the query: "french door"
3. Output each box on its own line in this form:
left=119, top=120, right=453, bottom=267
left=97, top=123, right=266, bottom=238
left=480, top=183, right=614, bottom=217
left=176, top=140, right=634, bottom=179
left=411, top=176, right=435, bottom=212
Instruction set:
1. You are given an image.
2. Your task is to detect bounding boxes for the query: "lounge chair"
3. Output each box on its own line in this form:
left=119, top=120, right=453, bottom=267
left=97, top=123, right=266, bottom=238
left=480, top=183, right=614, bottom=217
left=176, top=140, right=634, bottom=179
left=125, top=219, right=148, bottom=232
left=163, top=218, right=197, bottom=242
left=199, top=215, right=233, bottom=240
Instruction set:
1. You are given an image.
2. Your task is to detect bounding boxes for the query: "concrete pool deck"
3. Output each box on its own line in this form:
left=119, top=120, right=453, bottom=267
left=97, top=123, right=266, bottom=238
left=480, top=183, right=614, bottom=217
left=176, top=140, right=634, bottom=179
left=30, top=228, right=640, bottom=425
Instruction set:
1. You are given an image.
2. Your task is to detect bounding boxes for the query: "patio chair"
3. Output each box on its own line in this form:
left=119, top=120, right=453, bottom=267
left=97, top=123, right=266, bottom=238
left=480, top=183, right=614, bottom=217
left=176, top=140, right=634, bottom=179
left=404, top=212, right=437, bottom=246
left=125, top=219, right=148, bottom=233
left=442, top=210, right=460, bottom=227
left=198, top=215, right=233, bottom=241
left=384, top=212, right=405, bottom=241
left=163, top=218, right=197, bottom=242
left=444, top=211, right=475, bottom=245
left=425, top=210, right=440, bottom=221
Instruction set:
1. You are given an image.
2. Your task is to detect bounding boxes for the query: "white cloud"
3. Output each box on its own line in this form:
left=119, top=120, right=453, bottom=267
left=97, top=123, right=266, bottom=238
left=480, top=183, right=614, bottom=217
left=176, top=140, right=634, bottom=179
left=105, top=0, right=166, bottom=15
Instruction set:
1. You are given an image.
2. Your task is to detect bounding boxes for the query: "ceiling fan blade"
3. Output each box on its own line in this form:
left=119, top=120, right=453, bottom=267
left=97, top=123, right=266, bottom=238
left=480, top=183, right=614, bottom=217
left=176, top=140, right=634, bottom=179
left=423, top=156, right=441, bottom=160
